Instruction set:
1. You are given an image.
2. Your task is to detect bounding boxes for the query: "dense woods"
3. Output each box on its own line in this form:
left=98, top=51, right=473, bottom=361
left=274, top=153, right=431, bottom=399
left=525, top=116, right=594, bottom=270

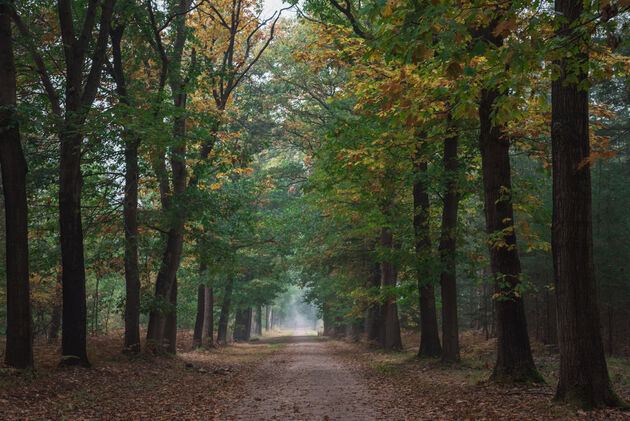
left=1, top=0, right=630, bottom=417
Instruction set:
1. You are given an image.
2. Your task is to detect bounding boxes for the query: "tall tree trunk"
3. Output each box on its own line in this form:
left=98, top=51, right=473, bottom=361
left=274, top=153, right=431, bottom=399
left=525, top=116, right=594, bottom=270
left=59, top=130, right=89, bottom=366
left=146, top=220, right=185, bottom=351
left=0, top=1, right=33, bottom=368
left=122, top=131, right=140, bottom=353
left=479, top=88, right=540, bottom=382
left=57, top=0, right=116, bottom=368
left=146, top=98, right=187, bottom=352
left=414, top=157, right=442, bottom=358
left=110, top=24, right=141, bottom=355
left=145, top=0, right=191, bottom=354
left=265, top=305, right=272, bottom=331
left=380, top=226, right=403, bottom=351
left=246, top=308, right=252, bottom=340
left=164, top=277, right=177, bottom=354
left=193, top=283, right=205, bottom=348
left=202, top=285, right=213, bottom=347
left=365, top=262, right=382, bottom=343
left=439, top=133, right=460, bottom=363
left=217, top=278, right=233, bottom=345
left=551, top=0, right=623, bottom=406
left=48, top=275, right=62, bottom=344
left=233, top=308, right=250, bottom=342
left=93, top=277, right=100, bottom=334
left=255, top=305, right=263, bottom=336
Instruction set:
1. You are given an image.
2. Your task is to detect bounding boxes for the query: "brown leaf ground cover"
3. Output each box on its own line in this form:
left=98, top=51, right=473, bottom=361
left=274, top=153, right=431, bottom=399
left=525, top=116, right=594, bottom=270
left=0, top=331, right=285, bottom=420
left=1, top=331, right=629, bottom=420
left=327, top=331, right=630, bottom=420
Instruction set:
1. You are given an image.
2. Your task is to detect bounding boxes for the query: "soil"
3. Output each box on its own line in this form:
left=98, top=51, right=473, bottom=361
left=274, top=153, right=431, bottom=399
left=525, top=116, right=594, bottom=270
left=218, top=334, right=398, bottom=421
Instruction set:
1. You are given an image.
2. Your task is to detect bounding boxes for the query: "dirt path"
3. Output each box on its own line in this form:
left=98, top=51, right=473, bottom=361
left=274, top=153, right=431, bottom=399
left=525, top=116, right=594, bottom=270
left=218, top=335, right=386, bottom=421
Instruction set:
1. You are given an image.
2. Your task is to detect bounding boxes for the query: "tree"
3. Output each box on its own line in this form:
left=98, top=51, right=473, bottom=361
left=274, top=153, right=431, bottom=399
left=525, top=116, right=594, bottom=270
left=108, top=2, right=141, bottom=354
left=414, top=146, right=442, bottom=358
left=1, top=0, right=33, bottom=369
left=13, top=0, right=116, bottom=366
left=439, top=128, right=460, bottom=363
left=550, top=0, right=626, bottom=408
left=474, top=13, right=541, bottom=382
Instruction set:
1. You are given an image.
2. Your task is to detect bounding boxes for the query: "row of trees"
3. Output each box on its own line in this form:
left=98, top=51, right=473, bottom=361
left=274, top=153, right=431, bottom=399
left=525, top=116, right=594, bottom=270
left=1, top=0, right=296, bottom=366
left=269, top=0, right=629, bottom=410
left=1, top=0, right=629, bottom=412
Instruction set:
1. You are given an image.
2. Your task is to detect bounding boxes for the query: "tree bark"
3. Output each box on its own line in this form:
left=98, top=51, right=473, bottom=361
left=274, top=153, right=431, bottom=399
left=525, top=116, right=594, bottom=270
left=193, top=283, right=205, bottom=348
left=109, top=22, right=141, bottom=355
left=217, top=278, right=233, bottom=344
left=59, top=127, right=90, bottom=366
left=479, top=87, right=540, bottom=382
left=255, top=305, right=263, bottom=336
left=233, top=308, right=251, bottom=342
left=0, top=0, right=33, bottom=368
left=202, top=285, right=214, bottom=347
left=439, top=132, right=460, bottom=363
left=551, top=0, right=623, bottom=406
left=246, top=308, right=252, bottom=339
left=365, top=262, right=382, bottom=343
left=146, top=219, right=185, bottom=351
left=413, top=157, right=442, bottom=358
left=164, top=277, right=177, bottom=354
left=93, top=277, right=100, bottom=333
left=48, top=275, right=62, bottom=344
left=380, top=226, right=402, bottom=351
left=145, top=0, right=191, bottom=354
left=57, top=0, right=116, bottom=367
left=265, top=305, right=272, bottom=331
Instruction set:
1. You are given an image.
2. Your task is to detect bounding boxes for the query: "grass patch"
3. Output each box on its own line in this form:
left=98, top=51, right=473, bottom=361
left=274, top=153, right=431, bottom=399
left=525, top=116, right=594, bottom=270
left=268, top=343, right=287, bottom=351
left=372, top=361, right=404, bottom=377
left=608, top=357, right=630, bottom=387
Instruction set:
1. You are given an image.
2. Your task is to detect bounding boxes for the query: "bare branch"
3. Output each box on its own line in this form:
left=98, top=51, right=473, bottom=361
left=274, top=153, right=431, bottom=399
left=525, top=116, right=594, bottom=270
left=327, top=0, right=371, bottom=40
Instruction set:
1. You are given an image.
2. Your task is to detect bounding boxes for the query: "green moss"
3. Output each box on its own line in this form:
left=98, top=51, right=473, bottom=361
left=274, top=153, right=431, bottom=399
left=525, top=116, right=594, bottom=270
left=490, top=366, right=547, bottom=385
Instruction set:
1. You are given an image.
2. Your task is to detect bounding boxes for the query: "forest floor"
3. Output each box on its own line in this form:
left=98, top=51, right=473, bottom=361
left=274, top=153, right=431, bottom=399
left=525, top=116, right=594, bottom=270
left=1, top=330, right=629, bottom=420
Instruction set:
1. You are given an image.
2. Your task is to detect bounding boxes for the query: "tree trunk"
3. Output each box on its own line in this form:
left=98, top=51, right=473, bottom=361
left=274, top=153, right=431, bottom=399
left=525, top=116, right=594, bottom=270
left=607, top=307, right=613, bottom=357
left=246, top=308, right=252, bottom=339
left=380, top=226, right=403, bottom=351
left=365, top=262, right=382, bottom=343
left=414, top=158, right=442, bottom=358
left=543, top=289, right=557, bottom=345
left=48, top=275, right=62, bottom=344
left=551, top=0, right=622, bottom=405
left=256, top=305, right=263, bottom=336
left=93, top=277, right=100, bottom=334
left=59, top=130, right=90, bottom=366
left=0, top=1, right=33, bottom=368
left=122, top=129, right=141, bottom=354
left=439, top=132, right=460, bottom=363
left=202, top=285, right=213, bottom=347
left=146, top=222, right=185, bottom=351
left=265, top=305, right=272, bottom=331
left=110, top=24, right=141, bottom=355
left=233, top=308, right=251, bottom=342
left=193, top=284, right=205, bottom=348
left=479, top=87, right=540, bottom=382
left=164, top=277, right=177, bottom=354
left=145, top=0, right=191, bottom=352
left=56, top=0, right=116, bottom=368
left=217, top=278, right=233, bottom=344
left=146, top=108, right=187, bottom=352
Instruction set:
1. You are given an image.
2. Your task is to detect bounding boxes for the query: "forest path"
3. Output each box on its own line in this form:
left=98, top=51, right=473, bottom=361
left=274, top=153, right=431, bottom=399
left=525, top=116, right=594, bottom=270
left=218, top=333, right=387, bottom=420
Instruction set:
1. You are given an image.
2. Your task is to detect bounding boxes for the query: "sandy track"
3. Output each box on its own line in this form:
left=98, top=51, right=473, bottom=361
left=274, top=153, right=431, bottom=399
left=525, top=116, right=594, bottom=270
left=218, top=336, right=382, bottom=421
